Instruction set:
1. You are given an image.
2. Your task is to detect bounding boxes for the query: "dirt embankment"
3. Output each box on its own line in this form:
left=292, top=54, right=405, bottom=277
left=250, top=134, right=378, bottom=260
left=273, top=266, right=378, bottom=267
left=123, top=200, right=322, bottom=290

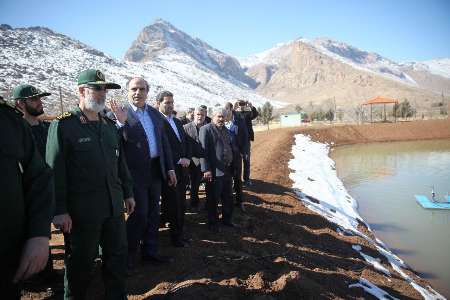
left=24, top=120, right=449, bottom=299
left=297, top=119, right=450, bottom=146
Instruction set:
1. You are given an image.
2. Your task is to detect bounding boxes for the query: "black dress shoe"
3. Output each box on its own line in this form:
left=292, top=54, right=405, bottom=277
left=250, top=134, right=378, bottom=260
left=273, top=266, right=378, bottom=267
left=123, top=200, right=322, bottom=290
left=171, top=239, right=187, bottom=248
left=208, top=224, right=220, bottom=233
left=236, top=203, right=246, bottom=212
left=222, top=221, right=236, bottom=227
left=142, top=254, right=174, bottom=264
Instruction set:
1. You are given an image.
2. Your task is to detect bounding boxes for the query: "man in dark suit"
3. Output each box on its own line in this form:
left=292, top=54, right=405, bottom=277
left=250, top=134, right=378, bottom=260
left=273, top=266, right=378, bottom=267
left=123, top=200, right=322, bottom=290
left=183, top=106, right=206, bottom=210
left=179, top=107, right=194, bottom=126
left=200, top=105, right=212, bottom=124
left=225, top=102, right=249, bottom=212
left=156, top=91, right=191, bottom=247
left=199, top=106, right=235, bottom=232
left=109, top=77, right=177, bottom=272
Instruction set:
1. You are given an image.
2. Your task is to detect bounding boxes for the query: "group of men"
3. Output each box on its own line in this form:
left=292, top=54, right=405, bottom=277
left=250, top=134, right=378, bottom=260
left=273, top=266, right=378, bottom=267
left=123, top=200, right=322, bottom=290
left=1, top=69, right=258, bottom=299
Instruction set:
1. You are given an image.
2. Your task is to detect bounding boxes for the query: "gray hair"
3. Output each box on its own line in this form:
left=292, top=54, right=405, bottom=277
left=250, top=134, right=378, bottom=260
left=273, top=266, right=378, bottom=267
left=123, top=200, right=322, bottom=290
left=194, top=105, right=206, bottom=113
left=211, top=106, right=228, bottom=117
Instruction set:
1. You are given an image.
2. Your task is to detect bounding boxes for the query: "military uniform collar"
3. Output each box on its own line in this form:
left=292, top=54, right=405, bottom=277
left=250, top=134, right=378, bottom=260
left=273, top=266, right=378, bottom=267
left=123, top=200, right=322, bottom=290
left=73, top=106, right=102, bottom=124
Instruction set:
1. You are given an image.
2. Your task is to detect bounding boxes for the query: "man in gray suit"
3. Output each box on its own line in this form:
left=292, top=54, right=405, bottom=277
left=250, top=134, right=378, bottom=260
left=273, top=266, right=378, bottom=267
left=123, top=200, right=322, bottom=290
left=109, top=77, right=177, bottom=273
left=199, top=106, right=236, bottom=232
left=183, top=106, right=206, bottom=210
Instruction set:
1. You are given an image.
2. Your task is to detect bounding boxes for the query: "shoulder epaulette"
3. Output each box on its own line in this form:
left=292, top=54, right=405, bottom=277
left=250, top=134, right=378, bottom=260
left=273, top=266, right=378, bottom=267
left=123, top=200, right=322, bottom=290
left=0, top=100, right=23, bottom=117
left=56, top=112, right=72, bottom=120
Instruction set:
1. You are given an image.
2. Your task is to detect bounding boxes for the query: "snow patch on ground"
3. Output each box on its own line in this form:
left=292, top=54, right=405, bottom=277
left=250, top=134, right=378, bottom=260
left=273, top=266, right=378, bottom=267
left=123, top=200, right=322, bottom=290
left=349, top=278, right=399, bottom=300
left=352, top=245, right=391, bottom=276
left=289, top=134, right=446, bottom=300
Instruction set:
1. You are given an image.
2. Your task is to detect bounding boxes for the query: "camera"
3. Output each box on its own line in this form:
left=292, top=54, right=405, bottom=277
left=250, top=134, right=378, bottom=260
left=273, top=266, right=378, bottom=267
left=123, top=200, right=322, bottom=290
left=235, top=100, right=251, bottom=112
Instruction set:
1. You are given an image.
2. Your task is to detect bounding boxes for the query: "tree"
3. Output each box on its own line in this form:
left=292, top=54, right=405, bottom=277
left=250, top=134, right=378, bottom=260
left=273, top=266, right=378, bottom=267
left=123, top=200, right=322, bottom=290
left=260, top=101, right=274, bottom=130
left=325, top=108, right=334, bottom=122
left=295, top=105, right=302, bottom=113
left=394, top=99, right=415, bottom=119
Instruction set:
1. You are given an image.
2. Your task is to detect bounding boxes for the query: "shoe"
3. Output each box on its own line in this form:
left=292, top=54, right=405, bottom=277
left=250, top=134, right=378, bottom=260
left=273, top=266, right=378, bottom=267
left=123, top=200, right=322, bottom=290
left=126, top=265, right=137, bottom=277
left=222, top=221, right=236, bottom=228
left=236, top=203, right=246, bottom=212
left=243, top=180, right=252, bottom=187
left=142, top=254, right=174, bottom=264
left=208, top=224, right=220, bottom=233
left=171, top=239, right=187, bottom=248
left=127, top=255, right=137, bottom=276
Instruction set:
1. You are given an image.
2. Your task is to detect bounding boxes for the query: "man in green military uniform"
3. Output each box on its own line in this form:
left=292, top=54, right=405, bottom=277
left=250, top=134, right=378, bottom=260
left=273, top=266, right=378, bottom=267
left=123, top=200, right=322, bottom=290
left=46, top=69, right=135, bottom=300
left=0, top=95, right=54, bottom=299
left=13, top=84, right=52, bottom=157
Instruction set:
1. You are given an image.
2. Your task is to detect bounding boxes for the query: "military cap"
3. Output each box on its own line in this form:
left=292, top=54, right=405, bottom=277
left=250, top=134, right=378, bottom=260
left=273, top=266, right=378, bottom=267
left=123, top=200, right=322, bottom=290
left=12, top=84, right=51, bottom=100
left=77, top=69, right=121, bottom=89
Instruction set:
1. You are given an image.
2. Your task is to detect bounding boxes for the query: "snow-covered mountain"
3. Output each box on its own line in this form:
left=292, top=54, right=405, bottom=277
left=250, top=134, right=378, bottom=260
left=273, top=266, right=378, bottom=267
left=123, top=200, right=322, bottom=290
left=240, top=38, right=450, bottom=109
left=241, top=38, right=418, bottom=86
left=124, top=19, right=256, bottom=88
left=402, top=58, right=450, bottom=79
left=0, top=23, right=279, bottom=116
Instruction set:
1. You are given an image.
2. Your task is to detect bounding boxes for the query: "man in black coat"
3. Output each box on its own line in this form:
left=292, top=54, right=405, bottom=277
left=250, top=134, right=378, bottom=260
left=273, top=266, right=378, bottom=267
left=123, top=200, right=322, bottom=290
left=179, top=107, right=194, bottom=125
left=233, top=100, right=258, bottom=186
left=156, top=91, right=191, bottom=247
left=109, top=77, right=177, bottom=271
left=0, top=97, right=53, bottom=300
left=183, top=106, right=207, bottom=210
left=199, top=106, right=236, bottom=232
left=200, top=105, right=212, bottom=124
left=225, top=102, right=249, bottom=211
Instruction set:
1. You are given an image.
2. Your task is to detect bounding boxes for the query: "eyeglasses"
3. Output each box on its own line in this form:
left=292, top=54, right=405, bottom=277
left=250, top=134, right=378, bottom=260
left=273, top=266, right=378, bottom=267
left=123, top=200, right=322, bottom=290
left=85, top=85, right=107, bottom=91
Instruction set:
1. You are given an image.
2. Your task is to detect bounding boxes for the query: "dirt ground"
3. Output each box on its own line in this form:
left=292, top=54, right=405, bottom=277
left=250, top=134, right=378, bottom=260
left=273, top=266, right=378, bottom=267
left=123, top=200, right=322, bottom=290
left=22, top=119, right=450, bottom=299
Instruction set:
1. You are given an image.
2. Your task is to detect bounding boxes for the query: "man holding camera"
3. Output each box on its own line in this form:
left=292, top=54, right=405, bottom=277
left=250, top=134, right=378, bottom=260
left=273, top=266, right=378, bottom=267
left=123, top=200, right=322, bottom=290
left=233, top=100, right=258, bottom=186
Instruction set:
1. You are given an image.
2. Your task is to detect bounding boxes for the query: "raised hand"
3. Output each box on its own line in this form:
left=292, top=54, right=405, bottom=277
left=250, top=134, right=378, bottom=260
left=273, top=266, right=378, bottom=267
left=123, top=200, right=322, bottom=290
left=108, top=99, right=128, bottom=124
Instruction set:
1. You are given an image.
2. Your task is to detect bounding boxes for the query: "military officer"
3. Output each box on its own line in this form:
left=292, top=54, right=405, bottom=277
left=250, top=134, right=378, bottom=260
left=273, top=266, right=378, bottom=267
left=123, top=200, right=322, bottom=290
left=0, top=96, right=54, bottom=299
left=13, top=84, right=51, bottom=157
left=46, top=69, right=135, bottom=300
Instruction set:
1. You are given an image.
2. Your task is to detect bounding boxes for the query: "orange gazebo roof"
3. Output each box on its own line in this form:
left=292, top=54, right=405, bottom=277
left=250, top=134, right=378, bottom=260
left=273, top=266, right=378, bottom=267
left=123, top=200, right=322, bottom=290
left=362, top=96, right=398, bottom=105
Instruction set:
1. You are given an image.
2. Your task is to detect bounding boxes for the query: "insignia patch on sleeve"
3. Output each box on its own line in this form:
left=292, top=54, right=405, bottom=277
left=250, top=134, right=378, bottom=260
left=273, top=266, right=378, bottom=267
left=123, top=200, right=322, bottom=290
left=56, top=112, right=72, bottom=120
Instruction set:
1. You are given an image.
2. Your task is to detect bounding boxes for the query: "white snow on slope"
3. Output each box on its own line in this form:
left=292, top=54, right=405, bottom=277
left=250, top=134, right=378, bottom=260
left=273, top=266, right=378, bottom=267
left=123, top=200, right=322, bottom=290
left=352, top=245, right=391, bottom=276
left=349, top=278, right=399, bottom=300
left=402, top=58, right=450, bottom=79
left=288, top=134, right=446, bottom=300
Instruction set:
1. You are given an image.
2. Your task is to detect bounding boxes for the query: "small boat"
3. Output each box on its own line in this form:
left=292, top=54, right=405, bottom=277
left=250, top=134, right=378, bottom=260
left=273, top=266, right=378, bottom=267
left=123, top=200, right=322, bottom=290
left=415, top=195, right=450, bottom=210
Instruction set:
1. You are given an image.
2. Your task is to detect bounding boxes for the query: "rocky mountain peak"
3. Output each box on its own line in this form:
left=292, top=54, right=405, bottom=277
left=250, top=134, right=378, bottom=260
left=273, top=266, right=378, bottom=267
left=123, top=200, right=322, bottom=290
left=124, top=19, right=256, bottom=88
left=313, top=38, right=384, bottom=65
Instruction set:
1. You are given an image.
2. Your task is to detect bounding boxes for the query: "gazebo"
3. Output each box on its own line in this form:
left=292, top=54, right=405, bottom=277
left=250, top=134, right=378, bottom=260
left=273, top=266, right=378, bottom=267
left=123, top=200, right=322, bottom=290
left=362, top=96, right=398, bottom=123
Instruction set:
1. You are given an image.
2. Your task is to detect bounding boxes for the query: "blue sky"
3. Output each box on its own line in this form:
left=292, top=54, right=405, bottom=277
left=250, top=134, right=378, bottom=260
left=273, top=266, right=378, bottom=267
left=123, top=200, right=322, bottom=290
left=1, top=0, right=449, bottom=62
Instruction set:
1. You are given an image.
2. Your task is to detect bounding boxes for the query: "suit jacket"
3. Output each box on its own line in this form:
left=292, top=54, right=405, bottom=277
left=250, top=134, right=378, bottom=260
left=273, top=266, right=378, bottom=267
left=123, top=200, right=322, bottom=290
left=121, top=104, right=174, bottom=186
left=235, top=107, right=258, bottom=141
left=232, top=112, right=250, bottom=155
left=183, top=121, right=204, bottom=159
left=162, top=115, right=191, bottom=165
left=199, top=123, right=237, bottom=177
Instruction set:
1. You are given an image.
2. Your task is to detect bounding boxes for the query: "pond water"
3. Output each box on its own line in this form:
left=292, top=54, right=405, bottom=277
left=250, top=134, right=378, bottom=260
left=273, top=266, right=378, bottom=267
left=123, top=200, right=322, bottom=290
left=331, top=139, right=450, bottom=297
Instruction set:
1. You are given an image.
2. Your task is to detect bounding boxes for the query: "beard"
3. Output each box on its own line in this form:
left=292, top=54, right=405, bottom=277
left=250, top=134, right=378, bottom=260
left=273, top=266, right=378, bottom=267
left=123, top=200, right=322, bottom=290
left=24, top=103, right=44, bottom=116
left=84, top=93, right=105, bottom=113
